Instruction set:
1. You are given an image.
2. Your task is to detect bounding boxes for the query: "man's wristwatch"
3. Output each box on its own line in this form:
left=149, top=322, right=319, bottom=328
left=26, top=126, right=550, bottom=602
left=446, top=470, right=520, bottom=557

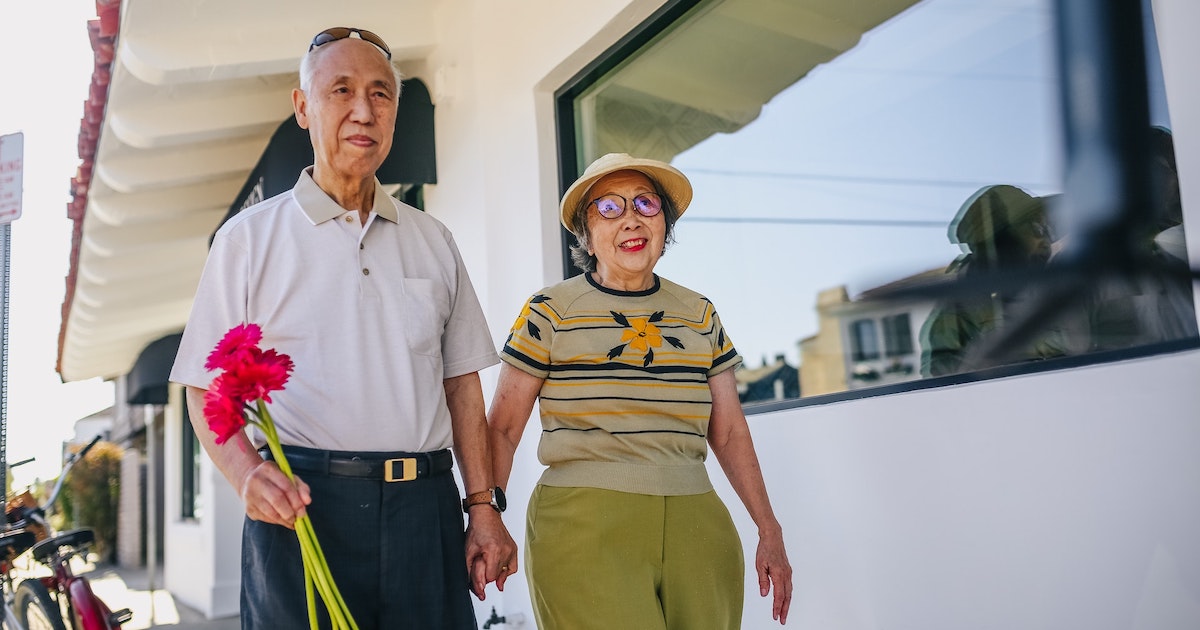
left=462, top=486, right=506, bottom=513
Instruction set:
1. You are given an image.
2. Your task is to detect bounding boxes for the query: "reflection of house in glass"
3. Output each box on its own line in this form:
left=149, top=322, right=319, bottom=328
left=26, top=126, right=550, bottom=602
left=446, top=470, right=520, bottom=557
left=735, top=355, right=800, bottom=404
left=801, top=269, right=944, bottom=396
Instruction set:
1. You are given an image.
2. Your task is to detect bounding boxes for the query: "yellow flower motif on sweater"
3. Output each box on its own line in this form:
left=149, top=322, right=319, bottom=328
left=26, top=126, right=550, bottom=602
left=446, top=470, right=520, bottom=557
left=608, top=310, right=682, bottom=366
left=620, top=317, right=663, bottom=352
left=511, top=302, right=532, bottom=335
left=509, top=294, right=549, bottom=341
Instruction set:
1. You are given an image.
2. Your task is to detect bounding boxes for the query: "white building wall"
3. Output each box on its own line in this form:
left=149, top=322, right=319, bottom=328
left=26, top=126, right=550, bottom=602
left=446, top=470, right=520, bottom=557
left=717, top=349, right=1200, bottom=629
left=163, top=385, right=241, bottom=618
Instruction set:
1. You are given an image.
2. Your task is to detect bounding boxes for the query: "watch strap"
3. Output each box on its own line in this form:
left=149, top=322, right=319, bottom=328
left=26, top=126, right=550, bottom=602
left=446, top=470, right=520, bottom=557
left=462, top=489, right=496, bottom=512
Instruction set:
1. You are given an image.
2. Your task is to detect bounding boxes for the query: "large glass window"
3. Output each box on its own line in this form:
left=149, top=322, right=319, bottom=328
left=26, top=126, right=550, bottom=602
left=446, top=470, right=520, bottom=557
left=560, top=0, right=1195, bottom=406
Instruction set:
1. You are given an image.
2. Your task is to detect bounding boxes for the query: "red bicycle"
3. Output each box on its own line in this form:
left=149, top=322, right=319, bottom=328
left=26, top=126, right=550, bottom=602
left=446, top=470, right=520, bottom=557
left=1, top=436, right=132, bottom=630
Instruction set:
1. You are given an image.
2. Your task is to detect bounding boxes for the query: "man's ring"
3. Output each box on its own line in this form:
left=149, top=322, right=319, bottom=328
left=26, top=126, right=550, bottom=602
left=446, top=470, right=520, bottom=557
left=501, top=564, right=509, bottom=572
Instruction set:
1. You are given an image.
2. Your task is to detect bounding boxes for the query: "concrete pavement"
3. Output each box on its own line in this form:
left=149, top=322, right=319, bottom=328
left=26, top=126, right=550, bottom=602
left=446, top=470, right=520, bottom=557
left=84, top=563, right=239, bottom=630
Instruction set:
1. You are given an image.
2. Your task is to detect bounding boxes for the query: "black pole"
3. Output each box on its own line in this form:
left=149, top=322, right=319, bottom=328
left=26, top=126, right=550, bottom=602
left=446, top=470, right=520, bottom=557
left=953, top=0, right=1157, bottom=371
left=1053, top=0, right=1153, bottom=273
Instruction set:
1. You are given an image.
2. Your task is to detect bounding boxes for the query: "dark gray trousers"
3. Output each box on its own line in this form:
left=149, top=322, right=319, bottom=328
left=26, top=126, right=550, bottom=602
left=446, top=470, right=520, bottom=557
left=240, top=450, right=476, bottom=630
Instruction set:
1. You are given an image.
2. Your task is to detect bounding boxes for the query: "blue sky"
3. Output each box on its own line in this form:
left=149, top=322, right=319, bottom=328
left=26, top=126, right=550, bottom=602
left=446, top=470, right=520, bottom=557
left=653, top=0, right=1061, bottom=367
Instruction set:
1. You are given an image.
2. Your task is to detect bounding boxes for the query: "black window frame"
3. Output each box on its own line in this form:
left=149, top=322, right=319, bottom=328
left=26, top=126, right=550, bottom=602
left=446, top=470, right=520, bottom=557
left=849, top=319, right=881, bottom=362
left=180, top=400, right=201, bottom=520
left=883, top=313, right=915, bottom=358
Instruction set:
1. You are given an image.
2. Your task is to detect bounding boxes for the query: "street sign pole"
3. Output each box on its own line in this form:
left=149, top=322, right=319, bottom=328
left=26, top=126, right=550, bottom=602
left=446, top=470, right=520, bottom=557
left=1, top=131, right=26, bottom=508
left=1, top=222, right=9, bottom=503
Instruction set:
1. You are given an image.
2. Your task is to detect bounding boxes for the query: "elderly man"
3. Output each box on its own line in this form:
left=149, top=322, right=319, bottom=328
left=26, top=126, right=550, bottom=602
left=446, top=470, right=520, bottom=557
left=170, top=27, right=516, bottom=629
left=919, top=184, right=1064, bottom=376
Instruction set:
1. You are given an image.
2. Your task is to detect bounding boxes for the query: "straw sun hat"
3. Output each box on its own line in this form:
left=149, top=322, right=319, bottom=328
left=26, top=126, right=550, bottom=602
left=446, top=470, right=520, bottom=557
left=559, top=153, right=693, bottom=236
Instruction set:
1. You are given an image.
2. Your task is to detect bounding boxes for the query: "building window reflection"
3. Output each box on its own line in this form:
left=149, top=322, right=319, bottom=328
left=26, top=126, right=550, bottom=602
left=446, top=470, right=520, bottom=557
left=559, top=0, right=1194, bottom=407
left=849, top=319, right=880, bottom=363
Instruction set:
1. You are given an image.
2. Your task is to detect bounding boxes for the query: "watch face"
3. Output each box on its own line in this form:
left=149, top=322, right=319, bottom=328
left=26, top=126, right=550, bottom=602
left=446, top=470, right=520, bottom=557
left=494, top=486, right=507, bottom=512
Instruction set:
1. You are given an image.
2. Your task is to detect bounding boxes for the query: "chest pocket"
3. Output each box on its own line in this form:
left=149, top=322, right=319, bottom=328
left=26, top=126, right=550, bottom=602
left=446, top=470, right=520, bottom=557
left=400, top=278, right=448, bottom=357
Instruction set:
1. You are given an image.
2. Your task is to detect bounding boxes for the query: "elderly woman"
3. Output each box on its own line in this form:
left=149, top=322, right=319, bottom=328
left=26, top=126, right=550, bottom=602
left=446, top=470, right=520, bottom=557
left=488, top=153, right=792, bottom=629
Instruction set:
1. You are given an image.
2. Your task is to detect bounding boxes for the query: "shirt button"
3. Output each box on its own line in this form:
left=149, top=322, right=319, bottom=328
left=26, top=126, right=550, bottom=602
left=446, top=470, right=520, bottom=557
left=362, top=268, right=370, bottom=276
left=359, top=243, right=364, bottom=250
left=345, top=215, right=354, bottom=223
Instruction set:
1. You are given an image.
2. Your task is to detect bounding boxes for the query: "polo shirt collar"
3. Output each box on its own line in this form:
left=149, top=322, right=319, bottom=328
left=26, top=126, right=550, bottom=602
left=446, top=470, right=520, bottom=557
left=293, top=167, right=399, bottom=224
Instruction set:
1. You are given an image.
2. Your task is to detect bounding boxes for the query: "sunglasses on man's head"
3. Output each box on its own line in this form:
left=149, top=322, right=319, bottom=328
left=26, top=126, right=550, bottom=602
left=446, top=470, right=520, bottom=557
left=591, top=193, right=663, bottom=220
left=309, top=27, right=392, bottom=60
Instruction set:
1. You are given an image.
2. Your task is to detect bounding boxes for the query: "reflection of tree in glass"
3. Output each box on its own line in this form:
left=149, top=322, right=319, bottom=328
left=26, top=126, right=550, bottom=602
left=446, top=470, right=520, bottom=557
left=920, top=185, right=1065, bottom=377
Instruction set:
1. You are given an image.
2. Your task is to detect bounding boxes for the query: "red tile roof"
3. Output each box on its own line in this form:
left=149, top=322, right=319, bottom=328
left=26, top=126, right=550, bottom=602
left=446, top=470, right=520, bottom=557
left=58, top=1, right=120, bottom=379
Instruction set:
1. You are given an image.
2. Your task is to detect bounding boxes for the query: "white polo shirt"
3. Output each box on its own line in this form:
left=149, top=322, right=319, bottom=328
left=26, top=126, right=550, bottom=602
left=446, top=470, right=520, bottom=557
left=170, top=168, right=499, bottom=452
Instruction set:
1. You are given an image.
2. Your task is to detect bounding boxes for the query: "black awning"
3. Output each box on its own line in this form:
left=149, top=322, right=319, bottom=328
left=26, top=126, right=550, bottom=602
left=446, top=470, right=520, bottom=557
left=126, top=333, right=182, bottom=405
left=221, top=77, right=437, bottom=229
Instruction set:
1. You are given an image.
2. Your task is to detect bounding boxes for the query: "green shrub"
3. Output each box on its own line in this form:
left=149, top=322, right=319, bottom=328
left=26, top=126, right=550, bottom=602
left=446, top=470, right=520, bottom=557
left=65, top=442, right=122, bottom=562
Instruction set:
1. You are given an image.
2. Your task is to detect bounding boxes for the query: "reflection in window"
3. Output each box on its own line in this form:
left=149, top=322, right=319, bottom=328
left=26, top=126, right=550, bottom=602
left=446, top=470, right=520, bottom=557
left=883, top=314, right=914, bottom=357
left=564, top=0, right=1194, bottom=405
left=849, top=319, right=880, bottom=362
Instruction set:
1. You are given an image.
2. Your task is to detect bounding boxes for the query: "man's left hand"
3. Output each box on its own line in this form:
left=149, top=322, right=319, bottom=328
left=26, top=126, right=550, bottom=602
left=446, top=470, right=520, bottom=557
left=464, top=506, right=518, bottom=600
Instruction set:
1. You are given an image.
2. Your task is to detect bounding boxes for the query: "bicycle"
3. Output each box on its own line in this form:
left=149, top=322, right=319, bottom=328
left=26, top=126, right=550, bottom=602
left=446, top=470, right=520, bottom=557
left=1, top=435, right=132, bottom=630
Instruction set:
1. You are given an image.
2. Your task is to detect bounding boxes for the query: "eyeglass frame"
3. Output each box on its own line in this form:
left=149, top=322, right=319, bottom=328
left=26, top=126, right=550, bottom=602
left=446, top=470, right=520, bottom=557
left=589, top=192, right=665, bottom=220
left=309, top=27, right=392, bottom=60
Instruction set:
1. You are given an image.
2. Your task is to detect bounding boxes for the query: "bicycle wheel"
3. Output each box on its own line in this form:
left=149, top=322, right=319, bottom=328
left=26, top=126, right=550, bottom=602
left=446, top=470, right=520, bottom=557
left=14, top=580, right=67, bottom=630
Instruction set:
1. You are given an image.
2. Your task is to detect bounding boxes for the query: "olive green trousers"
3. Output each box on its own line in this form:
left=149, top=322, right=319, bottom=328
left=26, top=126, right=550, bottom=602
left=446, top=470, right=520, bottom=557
left=525, top=485, right=744, bottom=630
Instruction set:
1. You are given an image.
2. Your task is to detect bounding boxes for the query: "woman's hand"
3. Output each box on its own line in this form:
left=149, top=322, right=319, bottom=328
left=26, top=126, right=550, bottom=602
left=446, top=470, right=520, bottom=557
left=756, top=526, right=792, bottom=624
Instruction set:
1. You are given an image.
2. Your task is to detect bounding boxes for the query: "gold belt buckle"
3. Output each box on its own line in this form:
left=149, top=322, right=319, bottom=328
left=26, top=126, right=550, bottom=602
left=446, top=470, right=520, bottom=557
left=384, top=457, right=418, bottom=482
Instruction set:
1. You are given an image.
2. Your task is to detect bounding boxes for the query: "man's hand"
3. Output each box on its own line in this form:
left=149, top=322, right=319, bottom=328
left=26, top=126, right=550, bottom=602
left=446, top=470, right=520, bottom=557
left=464, top=507, right=518, bottom=600
left=239, top=460, right=312, bottom=529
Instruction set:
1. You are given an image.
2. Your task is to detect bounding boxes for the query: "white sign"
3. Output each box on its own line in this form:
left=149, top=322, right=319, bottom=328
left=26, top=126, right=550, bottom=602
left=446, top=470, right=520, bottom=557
left=0, top=132, right=24, bottom=224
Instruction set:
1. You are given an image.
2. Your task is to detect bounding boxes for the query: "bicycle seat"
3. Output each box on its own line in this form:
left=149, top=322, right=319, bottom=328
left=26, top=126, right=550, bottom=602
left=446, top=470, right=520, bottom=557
left=31, top=528, right=95, bottom=563
left=0, top=529, right=36, bottom=558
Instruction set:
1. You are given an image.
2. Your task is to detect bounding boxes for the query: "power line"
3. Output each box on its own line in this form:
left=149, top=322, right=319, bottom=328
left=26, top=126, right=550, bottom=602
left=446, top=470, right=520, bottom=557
left=685, top=167, right=1053, bottom=191
left=683, top=216, right=947, bottom=228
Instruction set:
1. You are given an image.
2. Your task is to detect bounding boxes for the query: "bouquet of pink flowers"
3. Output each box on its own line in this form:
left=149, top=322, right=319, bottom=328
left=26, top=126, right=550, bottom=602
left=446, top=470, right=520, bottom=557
left=203, top=323, right=359, bottom=630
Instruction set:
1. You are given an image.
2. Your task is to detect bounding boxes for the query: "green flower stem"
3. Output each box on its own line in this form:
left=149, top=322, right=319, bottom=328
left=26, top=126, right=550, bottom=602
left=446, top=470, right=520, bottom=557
left=295, top=518, right=350, bottom=630
left=305, top=562, right=317, bottom=630
left=255, top=401, right=359, bottom=630
left=296, top=516, right=358, bottom=629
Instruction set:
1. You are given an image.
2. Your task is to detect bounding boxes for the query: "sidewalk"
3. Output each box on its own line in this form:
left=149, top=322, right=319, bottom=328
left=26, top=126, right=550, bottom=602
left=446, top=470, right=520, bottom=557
left=84, top=563, right=239, bottom=630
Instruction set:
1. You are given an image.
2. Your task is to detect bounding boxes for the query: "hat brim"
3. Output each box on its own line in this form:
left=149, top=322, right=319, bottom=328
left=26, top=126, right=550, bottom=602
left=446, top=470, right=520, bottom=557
left=952, top=184, right=1043, bottom=245
left=559, top=155, right=693, bottom=236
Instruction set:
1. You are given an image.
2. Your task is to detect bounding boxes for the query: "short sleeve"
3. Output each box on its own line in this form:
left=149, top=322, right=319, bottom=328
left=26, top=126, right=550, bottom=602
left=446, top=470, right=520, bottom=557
left=499, top=292, right=555, bottom=379
left=439, top=232, right=502, bottom=379
left=707, top=305, right=742, bottom=377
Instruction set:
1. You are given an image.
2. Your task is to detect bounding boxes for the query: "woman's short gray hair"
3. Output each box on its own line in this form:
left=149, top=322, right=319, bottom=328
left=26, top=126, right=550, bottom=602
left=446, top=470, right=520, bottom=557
left=299, top=44, right=404, bottom=94
left=568, top=176, right=681, bottom=273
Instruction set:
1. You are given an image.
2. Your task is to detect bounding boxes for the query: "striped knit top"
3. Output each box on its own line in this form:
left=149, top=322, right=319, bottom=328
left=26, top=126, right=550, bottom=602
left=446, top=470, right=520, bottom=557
left=500, top=273, right=742, bottom=496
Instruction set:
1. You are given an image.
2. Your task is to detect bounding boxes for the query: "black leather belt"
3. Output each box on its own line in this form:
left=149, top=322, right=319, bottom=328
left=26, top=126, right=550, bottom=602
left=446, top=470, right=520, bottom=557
left=265, top=445, right=453, bottom=482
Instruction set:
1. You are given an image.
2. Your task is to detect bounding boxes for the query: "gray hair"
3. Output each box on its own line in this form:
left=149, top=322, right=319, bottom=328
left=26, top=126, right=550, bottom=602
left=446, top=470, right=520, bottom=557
left=568, top=176, right=681, bottom=273
left=299, top=42, right=404, bottom=94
